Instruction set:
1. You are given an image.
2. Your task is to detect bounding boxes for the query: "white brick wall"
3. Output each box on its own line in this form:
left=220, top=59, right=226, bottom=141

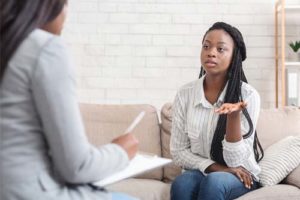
left=63, top=0, right=300, bottom=110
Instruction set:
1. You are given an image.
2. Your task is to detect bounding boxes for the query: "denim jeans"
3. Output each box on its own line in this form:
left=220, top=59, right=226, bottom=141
left=170, top=169, right=260, bottom=200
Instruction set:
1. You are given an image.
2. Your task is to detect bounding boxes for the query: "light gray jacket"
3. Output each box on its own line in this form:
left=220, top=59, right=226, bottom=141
left=0, top=29, right=129, bottom=200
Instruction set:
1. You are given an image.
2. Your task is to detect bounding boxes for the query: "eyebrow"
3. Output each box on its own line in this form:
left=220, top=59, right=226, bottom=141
left=203, top=40, right=227, bottom=45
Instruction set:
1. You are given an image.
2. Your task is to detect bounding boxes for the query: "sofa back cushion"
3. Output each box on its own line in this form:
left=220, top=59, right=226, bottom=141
left=80, top=104, right=163, bottom=180
left=161, top=103, right=182, bottom=182
left=256, top=107, right=300, bottom=150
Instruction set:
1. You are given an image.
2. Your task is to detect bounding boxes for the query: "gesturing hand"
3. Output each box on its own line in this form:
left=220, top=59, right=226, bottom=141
left=225, top=166, right=253, bottom=189
left=112, top=133, right=139, bottom=160
left=215, top=102, right=247, bottom=115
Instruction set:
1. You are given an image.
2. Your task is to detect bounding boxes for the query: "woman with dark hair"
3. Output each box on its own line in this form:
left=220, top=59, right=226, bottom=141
left=0, top=1, right=138, bottom=199
left=170, top=22, right=264, bottom=200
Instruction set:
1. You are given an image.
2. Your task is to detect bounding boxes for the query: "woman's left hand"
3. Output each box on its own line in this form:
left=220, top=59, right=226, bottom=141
left=215, top=102, right=247, bottom=115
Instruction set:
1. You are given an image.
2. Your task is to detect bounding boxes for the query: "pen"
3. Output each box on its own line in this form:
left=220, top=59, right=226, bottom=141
left=124, top=111, right=145, bottom=134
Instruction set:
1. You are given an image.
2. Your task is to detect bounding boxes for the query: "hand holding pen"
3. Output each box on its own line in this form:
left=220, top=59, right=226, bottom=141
left=112, top=111, right=145, bottom=160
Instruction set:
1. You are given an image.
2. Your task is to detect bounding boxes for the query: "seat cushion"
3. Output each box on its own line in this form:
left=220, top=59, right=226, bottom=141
left=80, top=104, right=162, bottom=180
left=236, top=184, right=300, bottom=200
left=107, top=178, right=171, bottom=200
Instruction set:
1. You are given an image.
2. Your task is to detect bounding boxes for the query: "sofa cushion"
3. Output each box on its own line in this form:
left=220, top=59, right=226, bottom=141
left=256, top=107, right=300, bottom=149
left=161, top=103, right=182, bottom=182
left=285, top=165, right=300, bottom=189
left=80, top=104, right=162, bottom=180
left=258, top=136, right=300, bottom=187
left=236, top=184, right=300, bottom=200
left=107, top=178, right=170, bottom=200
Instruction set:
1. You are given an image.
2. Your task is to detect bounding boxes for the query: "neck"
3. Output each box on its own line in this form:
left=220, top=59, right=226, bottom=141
left=203, top=74, right=227, bottom=105
left=204, top=74, right=227, bottom=92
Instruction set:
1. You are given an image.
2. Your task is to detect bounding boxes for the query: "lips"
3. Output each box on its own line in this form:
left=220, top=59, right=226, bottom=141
left=205, top=60, right=217, bottom=67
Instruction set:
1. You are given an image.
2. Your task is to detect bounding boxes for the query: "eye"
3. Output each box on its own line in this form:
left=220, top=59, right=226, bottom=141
left=218, top=47, right=225, bottom=53
left=202, top=44, right=209, bottom=49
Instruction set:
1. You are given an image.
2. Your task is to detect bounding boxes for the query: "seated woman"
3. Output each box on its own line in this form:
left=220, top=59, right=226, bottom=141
left=170, top=22, right=264, bottom=200
left=0, top=1, right=138, bottom=200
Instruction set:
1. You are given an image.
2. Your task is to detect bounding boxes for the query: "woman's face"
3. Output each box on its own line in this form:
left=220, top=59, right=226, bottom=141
left=42, top=4, right=68, bottom=35
left=200, top=29, right=234, bottom=77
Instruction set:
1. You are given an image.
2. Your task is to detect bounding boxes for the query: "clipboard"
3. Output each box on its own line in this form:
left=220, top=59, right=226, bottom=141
left=93, top=153, right=172, bottom=187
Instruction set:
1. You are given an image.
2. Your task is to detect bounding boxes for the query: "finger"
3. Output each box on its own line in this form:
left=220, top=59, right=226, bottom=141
left=241, top=168, right=253, bottom=186
left=235, top=172, right=244, bottom=183
left=240, top=171, right=252, bottom=189
left=215, top=107, right=226, bottom=114
left=241, top=101, right=248, bottom=108
left=217, top=106, right=230, bottom=114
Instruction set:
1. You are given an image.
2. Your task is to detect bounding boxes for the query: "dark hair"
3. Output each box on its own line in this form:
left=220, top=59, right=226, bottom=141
left=0, top=0, right=66, bottom=81
left=199, top=22, right=264, bottom=165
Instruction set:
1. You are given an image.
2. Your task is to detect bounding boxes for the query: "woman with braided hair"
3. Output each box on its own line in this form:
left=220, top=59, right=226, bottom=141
left=170, top=22, right=264, bottom=200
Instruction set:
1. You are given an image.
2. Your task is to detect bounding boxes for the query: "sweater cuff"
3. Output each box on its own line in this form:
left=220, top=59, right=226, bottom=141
left=222, top=138, right=244, bottom=150
left=199, top=159, right=215, bottom=174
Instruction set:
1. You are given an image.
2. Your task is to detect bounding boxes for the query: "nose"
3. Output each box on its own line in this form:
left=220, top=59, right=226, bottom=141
left=207, top=48, right=216, bottom=57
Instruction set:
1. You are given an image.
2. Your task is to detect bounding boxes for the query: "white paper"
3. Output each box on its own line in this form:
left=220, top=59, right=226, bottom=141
left=93, top=153, right=172, bottom=187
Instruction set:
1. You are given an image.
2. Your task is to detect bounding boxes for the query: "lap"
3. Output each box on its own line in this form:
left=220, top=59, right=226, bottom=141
left=171, top=170, right=259, bottom=200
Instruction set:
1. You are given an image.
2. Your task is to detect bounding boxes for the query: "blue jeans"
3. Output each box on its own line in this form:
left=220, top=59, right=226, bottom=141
left=170, top=170, right=260, bottom=200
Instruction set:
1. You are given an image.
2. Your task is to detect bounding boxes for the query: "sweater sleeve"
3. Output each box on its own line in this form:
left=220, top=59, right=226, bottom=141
left=222, top=88, right=260, bottom=170
left=31, top=36, right=129, bottom=184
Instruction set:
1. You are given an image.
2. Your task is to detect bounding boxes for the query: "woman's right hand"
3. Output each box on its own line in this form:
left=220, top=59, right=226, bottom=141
left=112, top=133, right=139, bottom=160
left=225, top=166, right=253, bottom=189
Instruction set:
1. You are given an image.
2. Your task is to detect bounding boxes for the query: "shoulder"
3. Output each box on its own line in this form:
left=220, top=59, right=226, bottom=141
left=174, top=79, right=202, bottom=107
left=12, top=29, right=66, bottom=68
left=178, top=79, right=200, bottom=94
left=241, top=82, right=260, bottom=101
left=176, top=79, right=200, bottom=98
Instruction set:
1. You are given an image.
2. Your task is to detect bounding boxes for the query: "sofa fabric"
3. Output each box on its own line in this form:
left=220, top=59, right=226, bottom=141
left=107, top=179, right=170, bottom=200
left=237, top=184, right=300, bottom=200
left=256, top=107, right=300, bottom=149
left=285, top=165, right=300, bottom=189
left=80, top=104, right=162, bottom=180
left=80, top=103, right=300, bottom=200
left=160, top=102, right=181, bottom=183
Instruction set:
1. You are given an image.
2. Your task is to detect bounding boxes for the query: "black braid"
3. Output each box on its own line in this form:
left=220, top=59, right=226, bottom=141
left=199, top=22, right=264, bottom=165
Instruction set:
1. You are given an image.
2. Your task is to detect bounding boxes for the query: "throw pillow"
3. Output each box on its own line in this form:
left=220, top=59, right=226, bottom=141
left=258, top=136, right=300, bottom=187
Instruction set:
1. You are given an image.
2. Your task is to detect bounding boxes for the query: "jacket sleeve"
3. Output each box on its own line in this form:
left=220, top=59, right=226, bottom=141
left=31, top=36, right=129, bottom=184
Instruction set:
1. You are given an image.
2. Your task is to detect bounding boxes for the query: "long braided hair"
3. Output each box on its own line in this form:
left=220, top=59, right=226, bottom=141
left=199, top=22, right=264, bottom=165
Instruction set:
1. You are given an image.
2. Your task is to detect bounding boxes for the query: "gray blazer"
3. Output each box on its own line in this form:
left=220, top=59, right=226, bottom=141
left=0, top=29, right=129, bottom=200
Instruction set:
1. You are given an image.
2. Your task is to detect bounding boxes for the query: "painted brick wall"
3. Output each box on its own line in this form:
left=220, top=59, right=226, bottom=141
left=63, top=0, right=300, bottom=110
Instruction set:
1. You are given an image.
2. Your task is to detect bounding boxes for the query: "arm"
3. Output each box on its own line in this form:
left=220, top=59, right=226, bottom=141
left=170, top=92, right=215, bottom=172
left=220, top=90, right=260, bottom=168
left=31, top=36, right=129, bottom=184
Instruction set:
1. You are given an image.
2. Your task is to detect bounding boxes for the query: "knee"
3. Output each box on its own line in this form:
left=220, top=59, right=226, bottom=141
left=201, top=172, right=229, bottom=191
left=171, top=170, right=203, bottom=196
left=171, top=174, right=189, bottom=193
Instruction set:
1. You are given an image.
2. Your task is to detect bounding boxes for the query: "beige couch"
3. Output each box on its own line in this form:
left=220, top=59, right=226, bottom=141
left=80, top=103, right=300, bottom=200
